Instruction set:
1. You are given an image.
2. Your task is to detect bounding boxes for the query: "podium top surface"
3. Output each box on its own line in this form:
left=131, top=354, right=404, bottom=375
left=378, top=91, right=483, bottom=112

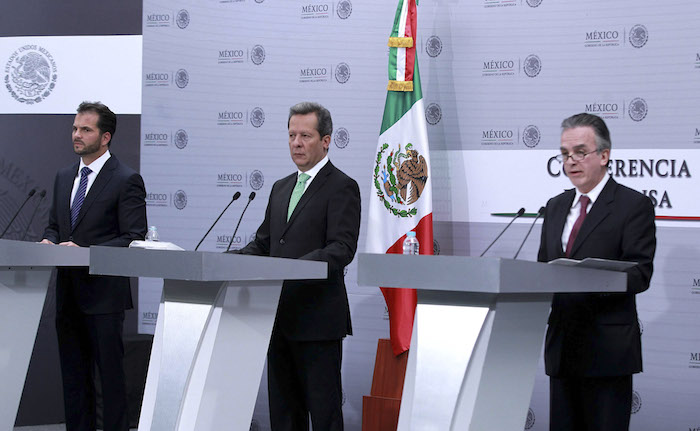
left=90, top=246, right=327, bottom=282
left=0, top=239, right=89, bottom=267
left=357, top=254, right=627, bottom=294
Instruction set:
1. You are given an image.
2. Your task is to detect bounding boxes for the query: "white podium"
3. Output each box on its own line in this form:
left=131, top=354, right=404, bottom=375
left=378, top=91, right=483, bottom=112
left=0, top=238, right=89, bottom=431
left=358, top=254, right=627, bottom=431
left=89, top=247, right=326, bottom=431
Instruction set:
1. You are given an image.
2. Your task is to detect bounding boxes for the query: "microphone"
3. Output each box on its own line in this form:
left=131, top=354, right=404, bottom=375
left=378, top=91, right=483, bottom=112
left=0, top=188, right=36, bottom=238
left=479, top=207, right=525, bottom=257
left=513, top=206, right=545, bottom=259
left=226, top=191, right=256, bottom=252
left=21, top=190, right=47, bottom=241
left=194, top=192, right=241, bottom=251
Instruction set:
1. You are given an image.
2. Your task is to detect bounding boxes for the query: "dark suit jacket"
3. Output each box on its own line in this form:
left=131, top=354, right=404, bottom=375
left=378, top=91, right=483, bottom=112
left=43, top=155, right=147, bottom=314
left=237, top=161, right=361, bottom=341
left=538, top=177, right=655, bottom=377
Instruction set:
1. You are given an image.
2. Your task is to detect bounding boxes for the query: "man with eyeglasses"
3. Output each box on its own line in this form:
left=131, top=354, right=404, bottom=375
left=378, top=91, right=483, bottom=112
left=538, top=113, right=656, bottom=431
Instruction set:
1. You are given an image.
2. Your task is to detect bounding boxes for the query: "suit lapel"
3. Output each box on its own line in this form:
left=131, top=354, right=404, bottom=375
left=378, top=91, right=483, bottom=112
left=551, top=189, right=575, bottom=255
left=283, top=162, right=333, bottom=235
left=568, top=178, right=615, bottom=257
left=72, top=156, right=117, bottom=232
left=275, top=173, right=296, bottom=229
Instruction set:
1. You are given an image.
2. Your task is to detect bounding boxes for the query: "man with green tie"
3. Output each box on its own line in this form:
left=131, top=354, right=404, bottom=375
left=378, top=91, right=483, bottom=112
left=234, top=101, right=361, bottom=431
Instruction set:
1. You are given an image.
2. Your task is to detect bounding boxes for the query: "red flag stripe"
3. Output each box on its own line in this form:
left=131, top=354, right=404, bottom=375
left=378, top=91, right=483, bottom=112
left=380, top=213, right=433, bottom=355
left=403, top=0, right=416, bottom=82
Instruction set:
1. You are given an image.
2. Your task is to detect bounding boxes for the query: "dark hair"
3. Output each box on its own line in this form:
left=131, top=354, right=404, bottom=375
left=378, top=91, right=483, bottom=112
left=288, top=101, right=333, bottom=138
left=561, top=113, right=611, bottom=152
left=77, top=101, right=117, bottom=146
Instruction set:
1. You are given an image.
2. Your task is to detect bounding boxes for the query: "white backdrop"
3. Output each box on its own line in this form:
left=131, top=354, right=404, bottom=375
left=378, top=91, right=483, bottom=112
left=140, top=1, right=700, bottom=429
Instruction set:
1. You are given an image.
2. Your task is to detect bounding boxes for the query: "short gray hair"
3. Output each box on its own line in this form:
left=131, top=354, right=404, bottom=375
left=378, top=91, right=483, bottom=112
left=288, top=102, right=333, bottom=138
left=561, top=113, right=611, bottom=152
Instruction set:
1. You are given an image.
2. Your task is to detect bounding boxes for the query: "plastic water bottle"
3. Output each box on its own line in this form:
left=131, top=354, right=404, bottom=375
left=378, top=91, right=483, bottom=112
left=402, top=231, right=419, bottom=255
left=145, top=226, right=159, bottom=241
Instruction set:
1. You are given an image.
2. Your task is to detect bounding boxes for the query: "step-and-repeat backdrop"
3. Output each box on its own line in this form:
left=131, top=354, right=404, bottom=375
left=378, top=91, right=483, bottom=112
left=140, top=0, right=700, bottom=429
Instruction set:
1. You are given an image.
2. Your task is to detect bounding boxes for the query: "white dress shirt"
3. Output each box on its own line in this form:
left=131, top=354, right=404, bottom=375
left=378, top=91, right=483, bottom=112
left=561, top=174, right=610, bottom=252
left=297, top=154, right=329, bottom=194
left=70, top=150, right=111, bottom=207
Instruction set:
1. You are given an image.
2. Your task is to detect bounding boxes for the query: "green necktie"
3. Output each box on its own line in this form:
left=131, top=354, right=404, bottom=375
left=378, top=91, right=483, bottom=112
left=287, top=173, right=310, bottom=221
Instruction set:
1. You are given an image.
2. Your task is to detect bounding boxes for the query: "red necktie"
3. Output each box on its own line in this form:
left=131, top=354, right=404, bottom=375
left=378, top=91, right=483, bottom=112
left=565, top=195, right=590, bottom=257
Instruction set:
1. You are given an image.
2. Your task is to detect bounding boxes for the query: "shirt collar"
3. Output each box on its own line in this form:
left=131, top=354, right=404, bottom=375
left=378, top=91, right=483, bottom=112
left=79, top=150, right=111, bottom=176
left=573, top=173, right=609, bottom=207
left=297, top=154, right=329, bottom=181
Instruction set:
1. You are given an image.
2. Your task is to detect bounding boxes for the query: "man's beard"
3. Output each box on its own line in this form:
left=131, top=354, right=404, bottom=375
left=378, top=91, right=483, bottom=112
left=74, top=140, right=101, bottom=156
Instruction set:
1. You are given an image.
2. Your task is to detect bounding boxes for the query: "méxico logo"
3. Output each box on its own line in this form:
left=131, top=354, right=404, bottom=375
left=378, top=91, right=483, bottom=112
left=425, top=103, right=441, bottom=125
left=628, top=98, right=647, bottom=121
left=335, top=62, right=350, bottom=83
left=631, top=391, right=642, bottom=414
left=174, top=129, right=188, bottom=149
left=334, top=127, right=349, bottom=149
left=426, top=36, right=442, bottom=58
left=373, top=142, right=428, bottom=218
left=522, top=125, right=540, bottom=148
left=173, top=190, right=188, bottom=210
left=628, top=24, right=648, bottom=48
left=175, top=69, right=189, bottom=88
left=249, top=170, right=264, bottom=190
left=4, top=45, right=57, bottom=104
left=250, top=45, right=266, bottom=65
left=525, top=408, right=535, bottom=429
left=176, top=9, right=190, bottom=29
left=250, top=107, right=265, bottom=127
left=523, top=54, right=541, bottom=77
left=337, top=0, right=352, bottom=19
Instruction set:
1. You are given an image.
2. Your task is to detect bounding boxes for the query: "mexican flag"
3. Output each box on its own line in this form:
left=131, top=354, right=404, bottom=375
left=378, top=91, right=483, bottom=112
left=367, top=0, right=433, bottom=356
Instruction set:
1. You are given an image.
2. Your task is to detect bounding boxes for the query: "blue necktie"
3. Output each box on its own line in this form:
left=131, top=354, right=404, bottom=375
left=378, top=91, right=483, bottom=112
left=71, top=167, right=92, bottom=229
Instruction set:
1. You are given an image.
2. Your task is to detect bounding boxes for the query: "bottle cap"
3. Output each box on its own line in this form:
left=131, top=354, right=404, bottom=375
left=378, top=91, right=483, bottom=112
left=406, top=231, right=416, bottom=237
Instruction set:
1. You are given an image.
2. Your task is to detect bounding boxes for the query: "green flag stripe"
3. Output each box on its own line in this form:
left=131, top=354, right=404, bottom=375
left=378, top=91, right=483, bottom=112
left=388, top=47, right=398, bottom=81
left=380, top=57, right=423, bottom=135
left=390, top=0, right=405, bottom=38
left=387, top=0, right=405, bottom=80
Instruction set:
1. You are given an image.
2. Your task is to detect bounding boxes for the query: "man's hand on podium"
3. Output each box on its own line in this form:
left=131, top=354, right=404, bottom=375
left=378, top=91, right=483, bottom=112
left=39, top=238, right=79, bottom=247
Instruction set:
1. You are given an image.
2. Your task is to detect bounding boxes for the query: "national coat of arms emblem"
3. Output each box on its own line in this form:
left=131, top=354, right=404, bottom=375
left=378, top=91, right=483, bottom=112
left=373, top=142, right=428, bottom=218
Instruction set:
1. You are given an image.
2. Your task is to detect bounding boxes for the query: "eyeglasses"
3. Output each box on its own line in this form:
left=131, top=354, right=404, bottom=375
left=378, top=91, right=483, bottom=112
left=555, top=150, right=599, bottom=163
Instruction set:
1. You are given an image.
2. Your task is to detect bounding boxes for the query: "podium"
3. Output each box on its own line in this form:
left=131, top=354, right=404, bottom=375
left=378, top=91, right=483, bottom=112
left=89, top=247, right=326, bottom=431
left=0, top=239, right=89, bottom=431
left=357, top=254, right=627, bottom=431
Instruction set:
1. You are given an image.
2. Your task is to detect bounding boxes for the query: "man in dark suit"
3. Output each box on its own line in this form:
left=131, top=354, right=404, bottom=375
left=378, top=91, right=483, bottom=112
left=538, top=113, right=656, bottom=431
left=41, top=102, right=147, bottom=431
left=235, top=101, right=360, bottom=431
